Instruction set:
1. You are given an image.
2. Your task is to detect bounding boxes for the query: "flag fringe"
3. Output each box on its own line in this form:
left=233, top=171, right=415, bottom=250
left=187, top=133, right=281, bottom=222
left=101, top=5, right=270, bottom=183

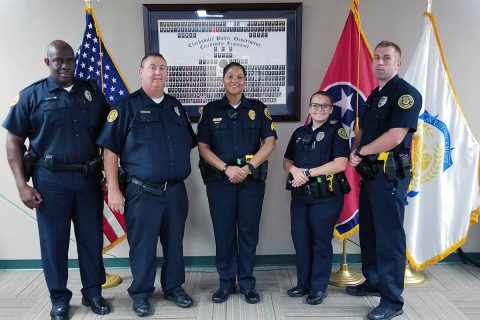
left=407, top=211, right=479, bottom=271
left=334, top=224, right=359, bottom=241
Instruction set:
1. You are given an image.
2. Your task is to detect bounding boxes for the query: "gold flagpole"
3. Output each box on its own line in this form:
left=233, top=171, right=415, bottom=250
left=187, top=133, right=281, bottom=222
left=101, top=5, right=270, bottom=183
left=329, top=239, right=364, bottom=287
left=404, top=0, right=431, bottom=286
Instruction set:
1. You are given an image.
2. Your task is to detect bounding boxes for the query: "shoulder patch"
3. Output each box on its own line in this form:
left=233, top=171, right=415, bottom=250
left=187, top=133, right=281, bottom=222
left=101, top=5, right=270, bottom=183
left=398, top=94, right=414, bottom=109
left=264, top=107, right=272, bottom=120
left=107, top=109, right=118, bottom=122
left=10, top=94, right=19, bottom=107
left=338, top=127, right=349, bottom=140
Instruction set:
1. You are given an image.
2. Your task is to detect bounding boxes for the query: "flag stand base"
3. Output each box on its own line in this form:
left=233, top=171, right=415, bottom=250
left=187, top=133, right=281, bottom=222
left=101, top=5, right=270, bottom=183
left=102, top=272, right=123, bottom=289
left=329, top=263, right=365, bottom=287
left=329, top=239, right=364, bottom=287
left=404, top=262, right=425, bottom=286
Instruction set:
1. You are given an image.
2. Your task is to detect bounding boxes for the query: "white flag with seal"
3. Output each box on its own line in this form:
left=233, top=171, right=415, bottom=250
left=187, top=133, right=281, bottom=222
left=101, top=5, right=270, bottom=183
left=404, top=12, right=480, bottom=271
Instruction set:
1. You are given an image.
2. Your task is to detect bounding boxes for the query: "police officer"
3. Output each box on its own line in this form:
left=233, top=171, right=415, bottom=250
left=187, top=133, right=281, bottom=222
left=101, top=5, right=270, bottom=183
left=197, top=62, right=276, bottom=304
left=3, top=40, right=111, bottom=320
left=97, top=53, right=196, bottom=317
left=347, top=41, right=422, bottom=320
left=283, top=91, right=349, bottom=305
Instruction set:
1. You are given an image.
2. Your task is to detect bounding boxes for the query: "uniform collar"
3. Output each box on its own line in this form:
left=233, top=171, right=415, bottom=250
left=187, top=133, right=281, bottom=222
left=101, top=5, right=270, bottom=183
left=221, top=94, right=249, bottom=110
left=46, top=75, right=76, bottom=92
left=139, top=88, right=172, bottom=109
left=378, top=74, right=399, bottom=93
left=305, top=120, right=331, bottom=132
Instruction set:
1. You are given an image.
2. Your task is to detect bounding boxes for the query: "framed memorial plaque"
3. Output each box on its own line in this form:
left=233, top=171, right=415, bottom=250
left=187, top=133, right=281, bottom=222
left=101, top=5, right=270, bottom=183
left=143, top=3, right=302, bottom=121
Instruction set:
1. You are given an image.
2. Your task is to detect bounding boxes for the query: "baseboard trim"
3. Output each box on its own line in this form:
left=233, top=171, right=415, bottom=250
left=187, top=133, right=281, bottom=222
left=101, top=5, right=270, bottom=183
left=2, top=252, right=479, bottom=270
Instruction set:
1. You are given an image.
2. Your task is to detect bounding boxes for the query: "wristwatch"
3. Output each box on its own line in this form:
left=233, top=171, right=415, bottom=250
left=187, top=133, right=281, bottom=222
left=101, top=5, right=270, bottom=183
left=355, top=147, right=364, bottom=158
left=304, top=169, right=312, bottom=178
left=246, top=163, right=255, bottom=173
left=222, top=164, right=229, bottom=174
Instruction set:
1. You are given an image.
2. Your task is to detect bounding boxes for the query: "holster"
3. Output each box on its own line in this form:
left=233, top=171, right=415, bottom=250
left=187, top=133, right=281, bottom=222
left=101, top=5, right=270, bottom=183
left=84, top=155, right=103, bottom=176
left=335, top=171, right=351, bottom=194
left=22, top=146, right=37, bottom=182
left=198, top=158, right=208, bottom=185
left=355, top=160, right=375, bottom=180
left=118, top=167, right=128, bottom=194
left=397, top=153, right=412, bottom=178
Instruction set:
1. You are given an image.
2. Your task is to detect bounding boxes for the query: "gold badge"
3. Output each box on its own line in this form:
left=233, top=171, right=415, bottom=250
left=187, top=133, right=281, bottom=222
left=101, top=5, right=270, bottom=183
left=264, top=108, right=272, bottom=120
left=271, top=122, right=276, bottom=131
left=248, top=110, right=256, bottom=120
left=398, top=94, right=414, bottom=109
left=107, top=110, right=118, bottom=122
left=338, top=127, right=349, bottom=140
left=10, top=94, right=19, bottom=107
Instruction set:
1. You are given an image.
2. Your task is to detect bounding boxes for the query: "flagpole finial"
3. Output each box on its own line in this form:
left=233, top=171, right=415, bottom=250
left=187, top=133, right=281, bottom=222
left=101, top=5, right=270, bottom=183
left=427, top=0, right=432, bottom=13
left=85, top=0, right=91, bottom=9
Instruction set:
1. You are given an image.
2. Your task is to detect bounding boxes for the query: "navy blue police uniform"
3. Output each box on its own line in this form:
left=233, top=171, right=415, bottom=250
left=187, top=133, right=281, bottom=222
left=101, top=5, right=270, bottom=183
left=358, top=74, right=422, bottom=310
left=2, top=76, right=109, bottom=306
left=196, top=95, right=277, bottom=292
left=96, top=88, right=196, bottom=300
left=284, top=121, right=349, bottom=293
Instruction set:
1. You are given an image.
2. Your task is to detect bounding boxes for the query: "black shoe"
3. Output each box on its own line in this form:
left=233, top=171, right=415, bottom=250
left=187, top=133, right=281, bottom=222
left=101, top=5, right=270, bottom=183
left=240, top=289, right=260, bottom=304
left=212, top=287, right=236, bottom=303
left=164, top=288, right=194, bottom=308
left=367, top=306, right=403, bottom=320
left=132, top=298, right=150, bottom=317
left=305, top=290, right=327, bottom=305
left=346, top=282, right=380, bottom=297
left=82, top=296, right=111, bottom=315
left=50, top=304, right=69, bottom=320
left=287, top=286, right=309, bottom=298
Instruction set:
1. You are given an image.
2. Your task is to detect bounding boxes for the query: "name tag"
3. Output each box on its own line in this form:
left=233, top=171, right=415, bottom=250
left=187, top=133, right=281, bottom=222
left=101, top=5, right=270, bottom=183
left=140, top=110, right=151, bottom=114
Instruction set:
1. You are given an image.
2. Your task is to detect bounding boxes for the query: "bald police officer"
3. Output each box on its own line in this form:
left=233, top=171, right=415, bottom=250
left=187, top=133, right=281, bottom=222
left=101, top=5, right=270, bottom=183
left=3, top=40, right=111, bottom=320
left=97, top=53, right=196, bottom=317
left=347, top=41, right=422, bottom=320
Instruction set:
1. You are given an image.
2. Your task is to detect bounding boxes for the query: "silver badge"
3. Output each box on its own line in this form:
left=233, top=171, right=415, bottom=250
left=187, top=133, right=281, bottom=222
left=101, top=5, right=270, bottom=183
left=316, top=131, right=325, bottom=141
left=84, top=90, right=92, bottom=102
left=174, top=106, right=180, bottom=117
left=378, top=96, right=388, bottom=108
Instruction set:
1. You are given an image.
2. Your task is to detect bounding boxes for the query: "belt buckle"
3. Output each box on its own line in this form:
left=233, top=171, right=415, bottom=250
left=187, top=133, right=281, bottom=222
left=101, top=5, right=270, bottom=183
left=163, top=181, right=168, bottom=191
left=304, top=184, right=311, bottom=195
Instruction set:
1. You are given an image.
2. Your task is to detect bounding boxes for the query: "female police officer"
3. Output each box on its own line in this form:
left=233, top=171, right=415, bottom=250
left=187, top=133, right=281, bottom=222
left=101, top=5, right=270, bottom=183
left=283, top=91, right=349, bottom=305
left=197, top=62, right=276, bottom=304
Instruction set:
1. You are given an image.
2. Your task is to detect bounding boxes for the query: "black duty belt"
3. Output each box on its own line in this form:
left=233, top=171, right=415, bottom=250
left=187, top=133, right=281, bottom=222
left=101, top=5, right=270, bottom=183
left=128, top=177, right=176, bottom=195
left=37, top=158, right=86, bottom=172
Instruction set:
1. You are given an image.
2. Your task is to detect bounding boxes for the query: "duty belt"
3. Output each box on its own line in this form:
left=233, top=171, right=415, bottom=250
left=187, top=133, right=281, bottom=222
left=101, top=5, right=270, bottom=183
left=37, top=158, right=87, bottom=173
left=128, top=177, right=175, bottom=195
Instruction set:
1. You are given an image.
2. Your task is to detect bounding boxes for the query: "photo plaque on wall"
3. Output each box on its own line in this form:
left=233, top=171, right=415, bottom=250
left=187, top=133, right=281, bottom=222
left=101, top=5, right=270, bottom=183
left=143, top=3, right=302, bottom=121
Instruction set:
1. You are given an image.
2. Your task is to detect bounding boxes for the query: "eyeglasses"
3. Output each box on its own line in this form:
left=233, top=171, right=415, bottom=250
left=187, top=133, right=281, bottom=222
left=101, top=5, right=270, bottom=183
left=309, top=103, right=333, bottom=111
left=50, top=57, right=76, bottom=67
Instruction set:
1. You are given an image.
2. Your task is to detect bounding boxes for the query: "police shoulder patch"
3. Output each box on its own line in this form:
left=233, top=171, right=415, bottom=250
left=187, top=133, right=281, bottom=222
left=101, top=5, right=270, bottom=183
left=398, top=94, right=414, bottom=109
left=10, top=94, right=19, bottom=107
left=264, top=107, right=272, bottom=120
left=107, top=109, right=118, bottom=122
left=338, top=127, right=349, bottom=140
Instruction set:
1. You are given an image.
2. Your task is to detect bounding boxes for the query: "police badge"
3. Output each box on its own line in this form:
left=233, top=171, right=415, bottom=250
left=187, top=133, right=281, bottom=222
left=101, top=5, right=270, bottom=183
left=378, top=96, right=388, bottom=108
left=316, top=131, right=325, bottom=141
left=84, top=90, right=92, bottom=102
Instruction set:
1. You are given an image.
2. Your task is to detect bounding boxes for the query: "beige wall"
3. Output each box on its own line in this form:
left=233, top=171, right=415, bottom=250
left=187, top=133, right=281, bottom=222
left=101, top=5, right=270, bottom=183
left=0, top=0, right=479, bottom=260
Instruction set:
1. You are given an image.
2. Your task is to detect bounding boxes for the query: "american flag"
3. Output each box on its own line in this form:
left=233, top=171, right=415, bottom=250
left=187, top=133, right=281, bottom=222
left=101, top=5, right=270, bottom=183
left=75, top=6, right=128, bottom=253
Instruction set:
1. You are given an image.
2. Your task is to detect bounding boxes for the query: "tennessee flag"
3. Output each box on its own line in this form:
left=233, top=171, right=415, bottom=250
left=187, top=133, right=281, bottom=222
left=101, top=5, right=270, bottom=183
left=319, top=0, right=377, bottom=239
left=404, top=12, right=480, bottom=270
left=75, top=5, right=129, bottom=253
